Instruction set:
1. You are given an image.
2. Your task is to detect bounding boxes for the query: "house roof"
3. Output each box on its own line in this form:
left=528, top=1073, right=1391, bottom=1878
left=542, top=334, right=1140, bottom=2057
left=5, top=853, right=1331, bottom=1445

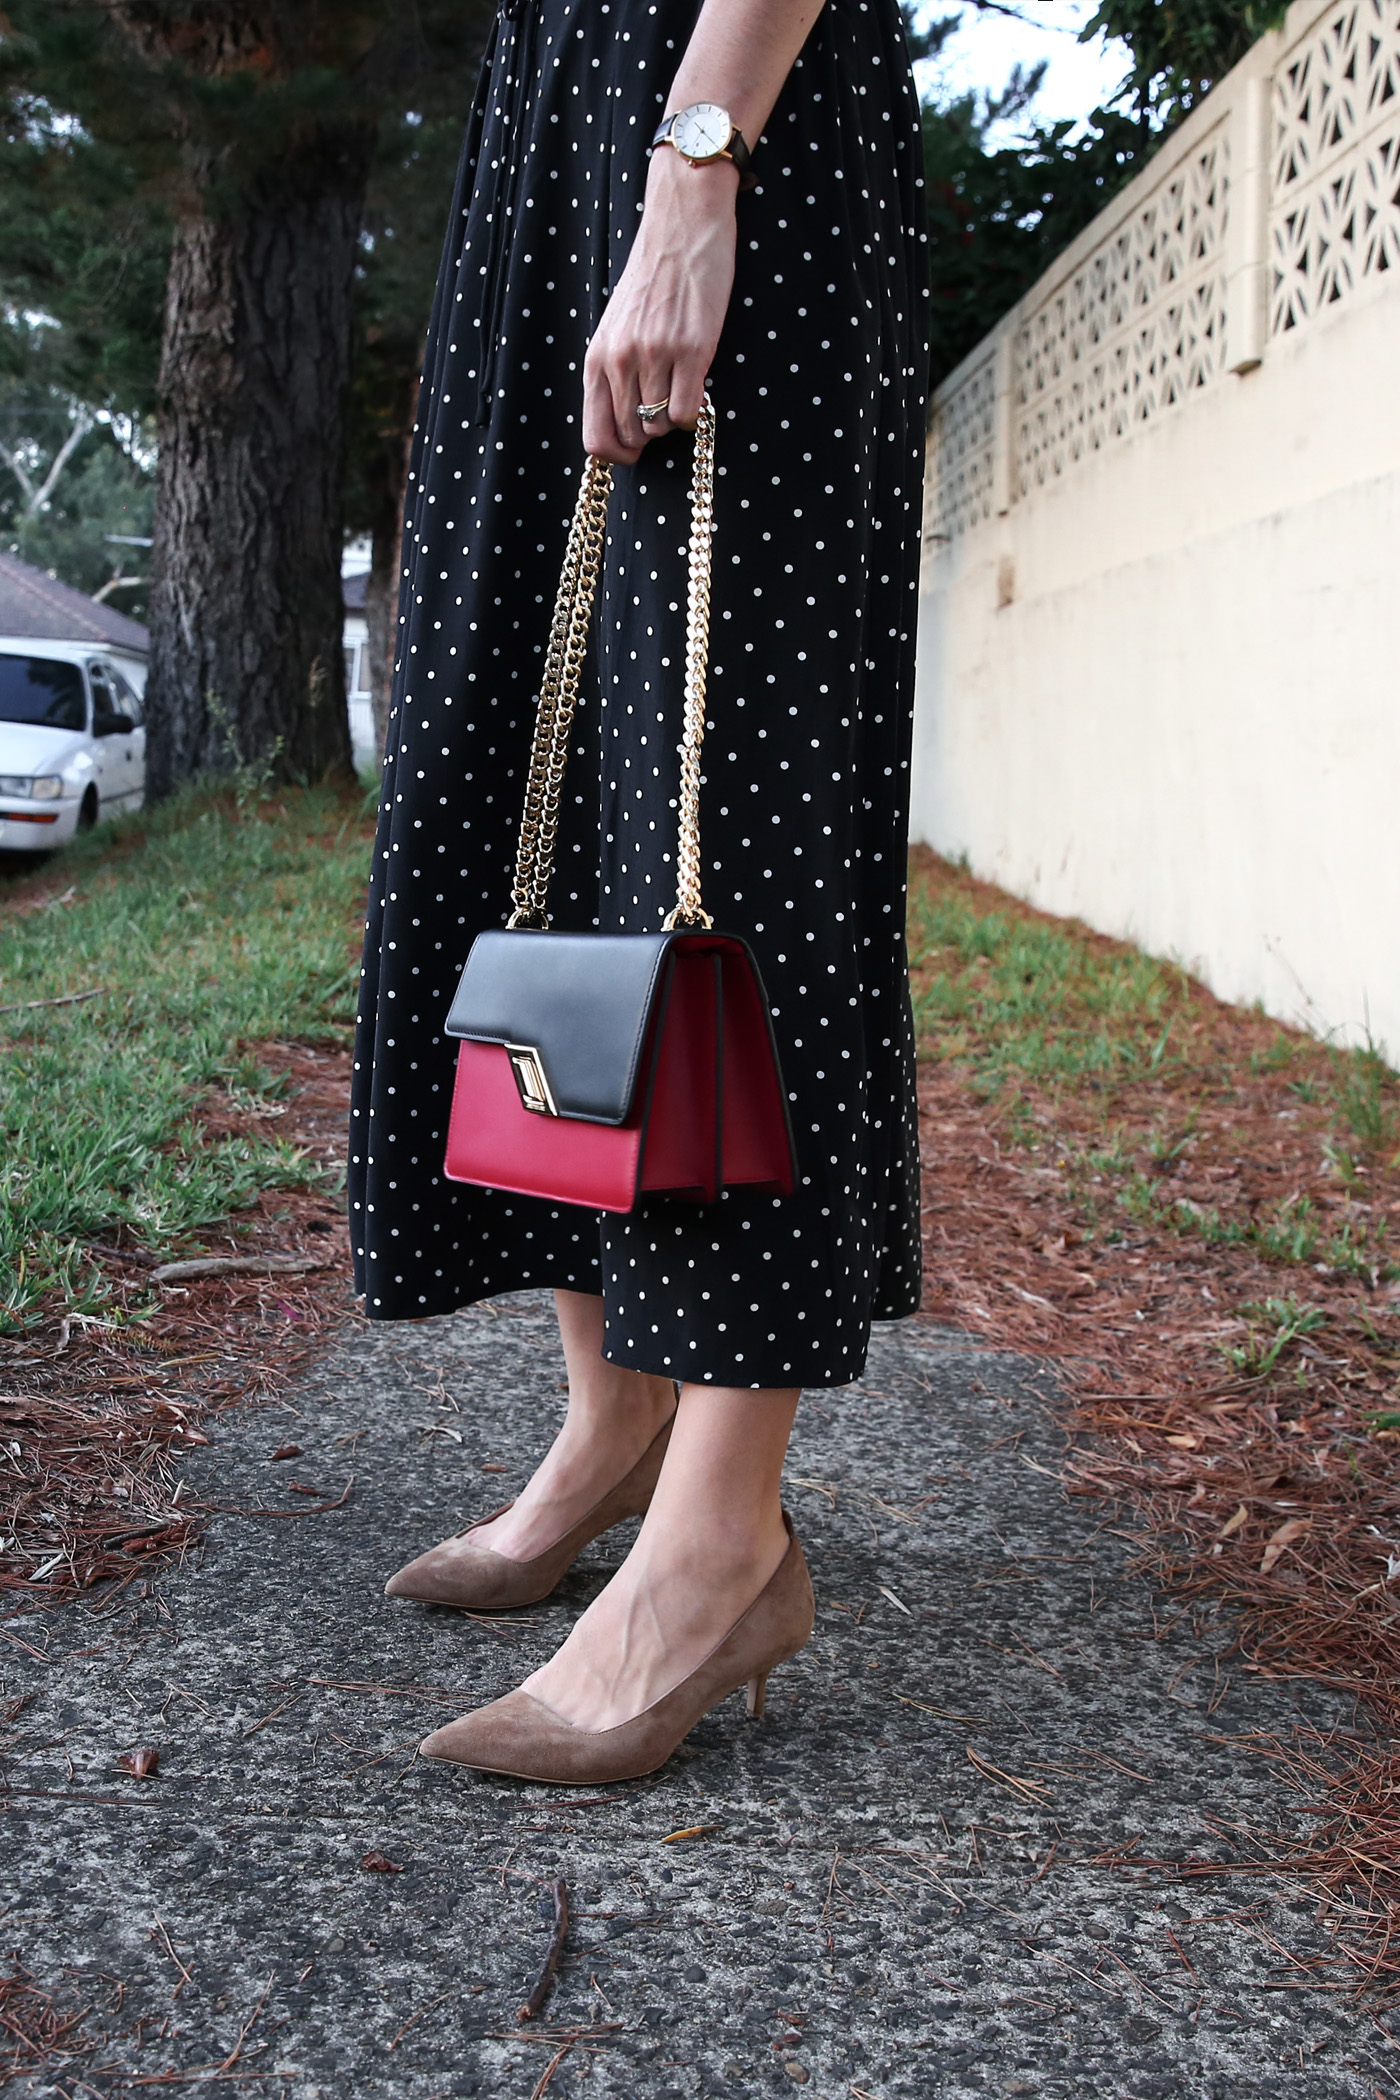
left=0, top=551, right=149, bottom=655
left=343, top=569, right=369, bottom=613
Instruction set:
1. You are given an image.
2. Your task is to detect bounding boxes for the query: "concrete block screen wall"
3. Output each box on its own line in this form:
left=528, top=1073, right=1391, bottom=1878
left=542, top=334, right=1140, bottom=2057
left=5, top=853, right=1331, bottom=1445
left=913, top=0, right=1400, bottom=1054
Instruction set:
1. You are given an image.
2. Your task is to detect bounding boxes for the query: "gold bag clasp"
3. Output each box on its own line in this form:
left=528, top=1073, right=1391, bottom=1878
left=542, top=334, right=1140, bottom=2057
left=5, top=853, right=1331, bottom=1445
left=506, top=1043, right=558, bottom=1117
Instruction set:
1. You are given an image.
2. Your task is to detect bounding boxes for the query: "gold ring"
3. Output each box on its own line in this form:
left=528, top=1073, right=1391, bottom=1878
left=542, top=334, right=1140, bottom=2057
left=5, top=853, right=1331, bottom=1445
left=637, top=397, right=671, bottom=424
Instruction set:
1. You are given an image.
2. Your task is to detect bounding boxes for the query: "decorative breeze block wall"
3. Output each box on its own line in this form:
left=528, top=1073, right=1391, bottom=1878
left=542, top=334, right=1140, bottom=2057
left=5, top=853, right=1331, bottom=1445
left=923, top=0, right=1400, bottom=535
left=1270, top=0, right=1400, bottom=333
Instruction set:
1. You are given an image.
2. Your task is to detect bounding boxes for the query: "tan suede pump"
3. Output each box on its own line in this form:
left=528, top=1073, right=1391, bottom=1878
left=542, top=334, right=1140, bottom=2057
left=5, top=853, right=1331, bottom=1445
left=383, top=1415, right=674, bottom=1613
left=417, top=1512, right=815, bottom=1783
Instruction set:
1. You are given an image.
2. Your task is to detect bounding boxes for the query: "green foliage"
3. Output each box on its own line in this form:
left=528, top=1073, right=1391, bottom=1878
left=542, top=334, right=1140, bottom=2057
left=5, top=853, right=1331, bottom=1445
left=1123, top=1182, right=1397, bottom=1281
left=0, top=76, right=171, bottom=417
left=913, top=0, right=1292, bottom=385
left=1222, top=1295, right=1327, bottom=1378
left=14, top=437, right=153, bottom=613
left=2, top=4, right=416, bottom=201
left=0, top=378, right=155, bottom=615
left=0, top=1, right=493, bottom=602
left=0, top=52, right=167, bottom=600
left=1332, top=1037, right=1399, bottom=1157
left=1146, top=1117, right=1197, bottom=1164
left=345, top=35, right=491, bottom=543
left=921, top=90, right=1153, bottom=385
left=0, top=784, right=372, bottom=1332
left=0, top=24, right=168, bottom=608
left=1080, top=0, right=1291, bottom=122
left=0, top=0, right=1307, bottom=596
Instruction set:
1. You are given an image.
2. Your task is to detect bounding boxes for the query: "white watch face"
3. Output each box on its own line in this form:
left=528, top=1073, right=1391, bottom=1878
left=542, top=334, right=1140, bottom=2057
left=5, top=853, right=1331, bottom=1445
left=672, top=102, right=732, bottom=160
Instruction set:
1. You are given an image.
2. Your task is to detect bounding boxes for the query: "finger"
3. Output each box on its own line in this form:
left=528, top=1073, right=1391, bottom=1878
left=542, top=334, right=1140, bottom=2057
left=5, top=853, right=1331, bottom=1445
left=635, top=358, right=675, bottom=443
left=581, top=357, right=615, bottom=459
left=607, top=359, right=647, bottom=462
left=583, top=346, right=641, bottom=464
left=664, top=354, right=708, bottom=433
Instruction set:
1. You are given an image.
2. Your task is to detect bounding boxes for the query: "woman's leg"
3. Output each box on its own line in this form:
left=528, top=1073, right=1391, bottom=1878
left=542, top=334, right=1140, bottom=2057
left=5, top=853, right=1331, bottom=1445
left=470, top=1290, right=676, bottom=1562
left=520, top=1380, right=801, bottom=1730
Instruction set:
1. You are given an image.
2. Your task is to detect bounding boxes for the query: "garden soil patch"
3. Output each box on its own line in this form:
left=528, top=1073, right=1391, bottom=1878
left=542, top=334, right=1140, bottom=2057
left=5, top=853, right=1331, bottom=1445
left=0, top=1040, right=357, bottom=1610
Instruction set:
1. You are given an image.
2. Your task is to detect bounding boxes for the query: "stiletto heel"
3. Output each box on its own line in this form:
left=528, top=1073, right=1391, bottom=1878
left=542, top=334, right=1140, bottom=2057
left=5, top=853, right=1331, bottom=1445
left=420, top=1512, right=816, bottom=1783
left=383, top=1414, right=674, bottom=1612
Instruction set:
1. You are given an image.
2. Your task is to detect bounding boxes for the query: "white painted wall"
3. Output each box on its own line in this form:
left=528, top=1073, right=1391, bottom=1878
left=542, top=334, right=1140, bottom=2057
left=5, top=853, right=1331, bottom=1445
left=341, top=605, right=375, bottom=771
left=912, top=0, right=1400, bottom=1054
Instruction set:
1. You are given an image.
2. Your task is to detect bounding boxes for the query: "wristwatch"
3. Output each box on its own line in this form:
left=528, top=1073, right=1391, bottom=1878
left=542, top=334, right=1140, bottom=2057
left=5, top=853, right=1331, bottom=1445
left=651, top=102, right=758, bottom=190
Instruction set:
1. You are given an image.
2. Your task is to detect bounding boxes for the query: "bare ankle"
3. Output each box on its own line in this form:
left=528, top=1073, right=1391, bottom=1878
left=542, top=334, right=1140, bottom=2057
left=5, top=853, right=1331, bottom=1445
left=563, top=1372, right=674, bottom=1442
left=633, top=1503, right=787, bottom=1586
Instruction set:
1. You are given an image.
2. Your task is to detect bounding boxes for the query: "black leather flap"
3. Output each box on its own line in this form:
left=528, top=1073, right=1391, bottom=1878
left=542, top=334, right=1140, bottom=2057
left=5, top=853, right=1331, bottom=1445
left=444, top=930, right=675, bottom=1124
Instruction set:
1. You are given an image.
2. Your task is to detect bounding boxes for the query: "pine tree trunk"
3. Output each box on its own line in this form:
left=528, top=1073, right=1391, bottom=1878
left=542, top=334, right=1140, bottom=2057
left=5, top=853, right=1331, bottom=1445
left=145, top=134, right=374, bottom=796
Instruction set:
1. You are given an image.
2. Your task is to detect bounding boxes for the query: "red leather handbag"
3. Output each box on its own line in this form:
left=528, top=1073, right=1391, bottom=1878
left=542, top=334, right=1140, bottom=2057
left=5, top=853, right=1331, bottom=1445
left=442, top=397, right=796, bottom=1213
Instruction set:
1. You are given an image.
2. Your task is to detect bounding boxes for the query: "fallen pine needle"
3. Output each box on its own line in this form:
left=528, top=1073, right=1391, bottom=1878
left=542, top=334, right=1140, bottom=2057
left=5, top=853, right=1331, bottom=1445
left=387, top=1988, right=452, bottom=2050
left=1030, top=1842, right=1059, bottom=1883
left=307, top=1676, right=464, bottom=1703
left=215, top=1474, right=354, bottom=1519
left=891, top=1691, right=990, bottom=1728
left=216, top=1975, right=272, bottom=2073
left=149, top=1916, right=194, bottom=2000
left=241, top=1688, right=307, bottom=1738
left=530, top=2043, right=574, bottom=2100
left=966, top=1746, right=1054, bottom=1804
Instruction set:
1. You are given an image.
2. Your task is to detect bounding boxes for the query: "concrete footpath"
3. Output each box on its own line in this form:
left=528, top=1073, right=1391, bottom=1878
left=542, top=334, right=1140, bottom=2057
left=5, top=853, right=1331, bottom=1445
left=2, top=1295, right=1393, bottom=2098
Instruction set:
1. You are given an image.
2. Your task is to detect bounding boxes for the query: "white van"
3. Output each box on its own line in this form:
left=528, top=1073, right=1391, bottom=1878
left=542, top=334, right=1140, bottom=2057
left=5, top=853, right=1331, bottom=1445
left=0, top=639, right=147, bottom=853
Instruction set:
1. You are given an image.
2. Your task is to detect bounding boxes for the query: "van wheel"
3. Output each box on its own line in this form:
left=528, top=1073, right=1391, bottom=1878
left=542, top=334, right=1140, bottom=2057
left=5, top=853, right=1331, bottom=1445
left=77, top=787, right=99, bottom=832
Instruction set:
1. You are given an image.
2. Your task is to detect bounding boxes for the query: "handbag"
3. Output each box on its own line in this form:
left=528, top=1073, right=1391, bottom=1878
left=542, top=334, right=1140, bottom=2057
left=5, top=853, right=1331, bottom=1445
left=442, top=395, right=797, bottom=1213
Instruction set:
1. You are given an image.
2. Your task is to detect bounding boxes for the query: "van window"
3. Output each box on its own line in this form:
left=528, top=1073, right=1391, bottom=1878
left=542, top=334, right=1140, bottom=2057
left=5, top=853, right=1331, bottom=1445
left=89, top=665, right=121, bottom=730
left=106, top=665, right=144, bottom=722
left=0, top=656, right=86, bottom=731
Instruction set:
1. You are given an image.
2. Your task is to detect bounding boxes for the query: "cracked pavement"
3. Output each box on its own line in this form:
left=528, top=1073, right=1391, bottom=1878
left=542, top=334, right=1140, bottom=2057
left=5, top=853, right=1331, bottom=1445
left=1, top=1294, right=1393, bottom=2097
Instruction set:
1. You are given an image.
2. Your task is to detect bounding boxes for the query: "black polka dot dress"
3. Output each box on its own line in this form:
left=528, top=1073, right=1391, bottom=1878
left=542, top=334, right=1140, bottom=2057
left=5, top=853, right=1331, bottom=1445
left=349, top=0, right=930, bottom=1390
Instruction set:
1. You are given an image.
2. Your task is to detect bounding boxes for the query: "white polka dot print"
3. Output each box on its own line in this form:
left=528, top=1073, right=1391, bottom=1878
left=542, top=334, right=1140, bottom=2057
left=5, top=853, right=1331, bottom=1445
left=349, top=0, right=930, bottom=1390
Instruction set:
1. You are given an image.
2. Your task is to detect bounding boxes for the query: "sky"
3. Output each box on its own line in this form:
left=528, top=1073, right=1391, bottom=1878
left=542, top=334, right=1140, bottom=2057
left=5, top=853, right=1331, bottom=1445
left=911, top=1, right=1133, bottom=139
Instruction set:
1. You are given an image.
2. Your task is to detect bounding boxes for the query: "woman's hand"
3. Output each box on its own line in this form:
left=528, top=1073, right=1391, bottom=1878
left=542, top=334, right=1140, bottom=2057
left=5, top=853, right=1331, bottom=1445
left=583, top=147, right=739, bottom=463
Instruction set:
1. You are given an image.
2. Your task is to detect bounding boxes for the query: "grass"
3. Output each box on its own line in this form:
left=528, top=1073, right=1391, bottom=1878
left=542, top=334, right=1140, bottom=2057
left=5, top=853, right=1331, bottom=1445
left=1220, top=1295, right=1328, bottom=1379
left=907, top=850, right=1400, bottom=1284
left=5, top=806, right=1394, bottom=1327
left=906, top=880, right=1185, bottom=1096
left=0, top=782, right=374, bottom=1333
left=1332, top=1038, right=1399, bottom=1156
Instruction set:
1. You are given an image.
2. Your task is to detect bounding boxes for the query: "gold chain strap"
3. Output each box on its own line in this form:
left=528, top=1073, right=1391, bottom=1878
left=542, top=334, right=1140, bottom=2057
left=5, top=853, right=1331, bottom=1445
left=665, top=392, right=715, bottom=932
left=508, top=450, right=612, bottom=926
left=507, top=395, right=716, bottom=931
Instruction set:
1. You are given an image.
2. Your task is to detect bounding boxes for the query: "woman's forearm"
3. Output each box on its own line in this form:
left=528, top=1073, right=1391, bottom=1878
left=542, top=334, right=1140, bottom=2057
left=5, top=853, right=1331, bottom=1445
left=582, top=0, right=828, bottom=459
left=663, top=0, right=828, bottom=157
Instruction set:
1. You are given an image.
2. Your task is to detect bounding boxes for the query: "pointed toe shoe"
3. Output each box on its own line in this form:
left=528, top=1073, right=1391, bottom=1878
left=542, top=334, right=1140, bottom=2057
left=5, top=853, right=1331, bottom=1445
left=383, top=1414, right=674, bottom=1613
left=418, top=1512, right=815, bottom=1783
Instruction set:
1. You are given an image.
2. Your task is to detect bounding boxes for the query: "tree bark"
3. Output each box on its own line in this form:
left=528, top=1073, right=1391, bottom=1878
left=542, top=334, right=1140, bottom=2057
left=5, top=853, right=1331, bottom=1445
left=145, top=129, right=374, bottom=796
